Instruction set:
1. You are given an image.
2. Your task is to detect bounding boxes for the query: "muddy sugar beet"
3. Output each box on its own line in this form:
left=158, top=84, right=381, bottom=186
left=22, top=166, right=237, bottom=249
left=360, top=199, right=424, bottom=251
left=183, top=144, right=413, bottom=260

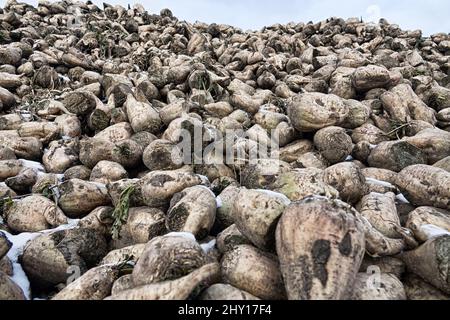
left=0, top=0, right=449, bottom=300
left=276, top=197, right=365, bottom=299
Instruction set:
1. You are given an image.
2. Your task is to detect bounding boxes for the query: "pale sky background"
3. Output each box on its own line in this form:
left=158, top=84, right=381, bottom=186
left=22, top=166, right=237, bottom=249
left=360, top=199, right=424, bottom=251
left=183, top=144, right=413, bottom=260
left=1, top=0, right=449, bottom=36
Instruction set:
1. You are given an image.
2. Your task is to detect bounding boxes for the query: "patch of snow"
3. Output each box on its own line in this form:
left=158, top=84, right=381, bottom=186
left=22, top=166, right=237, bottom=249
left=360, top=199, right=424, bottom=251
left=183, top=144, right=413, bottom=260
left=420, top=224, right=450, bottom=240
left=90, top=181, right=107, bottom=189
left=200, top=239, right=216, bottom=253
left=0, top=182, right=7, bottom=188
left=3, top=219, right=79, bottom=300
left=345, top=155, right=354, bottom=161
left=50, top=185, right=61, bottom=201
left=165, top=232, right=196, bottom=242
left=303, top=195, right=330, bottom=202
left=4, top=231, right=44, bottom=300
left=399, top=226, right=414, bottom=236
left=99, top=262, right=134, bottom=269
left=17, top=110, right=33, bottom=122
left=368, top=144, right=378, bottom=150
left=216, top=196, right=223, bottom=208
left=396, top=193, right=410, bottom=204
left=48, top=219, right=79, bottom=233
left=19, top=113, right=33, bottom=121
left=365, top=177, right=395, bottom=188
left=61, top=135, right=72, bottom=141
left=58, top=75, right=70, bottom=83
left=19, top=159, right=45, bottom=173
left=9, top=264, right=30, bottom=299
left=255, top=189, right=291, bottom=205
left=164, top=232, right=217, bottom=254
left=196, top=174, right=210, bottom=186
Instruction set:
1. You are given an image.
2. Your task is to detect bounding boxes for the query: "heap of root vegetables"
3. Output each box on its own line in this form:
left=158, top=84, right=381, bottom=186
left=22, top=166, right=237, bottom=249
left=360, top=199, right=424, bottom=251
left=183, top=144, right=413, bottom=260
left=0, top=0, right=449, bottom=300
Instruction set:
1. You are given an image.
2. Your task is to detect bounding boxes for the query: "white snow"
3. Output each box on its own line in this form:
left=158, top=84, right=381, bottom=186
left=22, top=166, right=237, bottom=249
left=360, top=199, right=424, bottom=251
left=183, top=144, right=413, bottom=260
left=365, top=177, right=395, bottom=188
left=2, top=219, right=79, bottom=300
left=101, top=261, right=135, bottom=268
left=61, top=135, right=72, bottom=141
left=4, top=231, right=44, bottom=300
left=19, top=159, right=45, bottom=173
left=165, top=232, right=217, bottom=254
left=215, top=196, right=223, bottom=208
left=345, top=155, right=354, bottom=161
left=255, top=189, right=291, bottom=205
left=303, top=195, right=330, bottom=201
left=165, top=231, right=197, bottom=242
left=19, top=112, right=33, bottom=121
left=196, top=174, right=210, bottom=186
left=9, top=264, right=30, bottom=298
left=420, top=224, right=450, bottom=240
left=90, top=181, right=107, bottom=189
left=396, top=193, right=410, bottom=204
left=200, top=239, right=216, bottom=253
left=58, top=75, right=70, bottom=83
left=48, top=219, right=80, bottom=233
left=49, top=185, right=61, bottom=203
left=0, top=182, right=7, bottom=188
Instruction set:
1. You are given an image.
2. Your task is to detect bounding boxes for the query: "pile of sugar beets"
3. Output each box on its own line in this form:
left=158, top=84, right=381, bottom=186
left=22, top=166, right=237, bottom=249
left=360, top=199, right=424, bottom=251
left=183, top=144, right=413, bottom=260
left=0, top=0, right=449, bottom=301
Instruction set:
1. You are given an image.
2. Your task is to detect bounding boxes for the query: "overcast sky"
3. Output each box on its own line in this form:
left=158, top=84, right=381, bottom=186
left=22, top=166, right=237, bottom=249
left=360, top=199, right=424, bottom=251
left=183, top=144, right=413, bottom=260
left=2, top=0, right=450, bottom=36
